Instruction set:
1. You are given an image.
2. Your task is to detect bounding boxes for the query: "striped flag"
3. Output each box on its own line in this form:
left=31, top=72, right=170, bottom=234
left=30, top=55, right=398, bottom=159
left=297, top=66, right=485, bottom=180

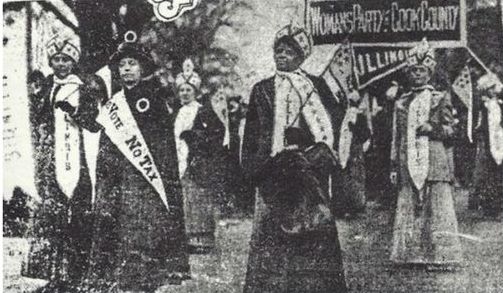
left=452, top=65, right=473, bottom=142
left=320, top=39, right=358, bottom=101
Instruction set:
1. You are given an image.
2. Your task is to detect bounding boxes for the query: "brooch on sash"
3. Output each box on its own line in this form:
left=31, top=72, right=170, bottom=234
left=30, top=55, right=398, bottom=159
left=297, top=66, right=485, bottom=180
left=136, top=98, right=150, bottom=113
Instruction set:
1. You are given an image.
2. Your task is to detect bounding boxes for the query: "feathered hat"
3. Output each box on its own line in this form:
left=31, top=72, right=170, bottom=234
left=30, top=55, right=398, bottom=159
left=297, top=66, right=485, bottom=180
left=274, top=22, right=313, bottom=60
left=46, top=34, right=80, bottom=63
left=405, top=38, right=436, bottom=73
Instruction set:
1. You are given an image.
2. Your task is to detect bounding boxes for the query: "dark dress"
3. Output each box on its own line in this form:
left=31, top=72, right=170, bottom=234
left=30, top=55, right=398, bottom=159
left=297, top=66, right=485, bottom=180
left=176, top=98, right=226, bottom=252
left=242, top=75, right=347, bottom=293
left=471, top=101, right=503, bottom=216
left=333, top=109, right=371, bottom=216
left=83, top=80, right=190, bottom=292
left=366, top=97, right=396, bottom=208
left=23, top=74, right=103, bottom=291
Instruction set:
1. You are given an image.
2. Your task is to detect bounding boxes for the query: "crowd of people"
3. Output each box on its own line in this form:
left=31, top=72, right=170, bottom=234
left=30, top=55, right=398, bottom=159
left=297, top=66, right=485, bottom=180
left=21, top=22, right=502, bottom=293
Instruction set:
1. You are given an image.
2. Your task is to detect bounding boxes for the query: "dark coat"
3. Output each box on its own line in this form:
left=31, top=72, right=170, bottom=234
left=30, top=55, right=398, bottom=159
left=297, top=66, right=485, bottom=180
left=242, top=74, right=347, bottom=293
left=471, top=101, right=503, bottom=213
left=23, top=74, right=104, bottom=287
left=83, top=79, right=190, bottom=291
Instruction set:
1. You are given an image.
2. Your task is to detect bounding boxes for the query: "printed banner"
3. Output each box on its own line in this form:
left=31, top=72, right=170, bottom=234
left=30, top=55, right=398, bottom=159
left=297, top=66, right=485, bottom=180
left=354, top=45, right=413, bottom=88
left=96, top=90, right=170, bottom=210
left=307, top=0, right=467, bottom=47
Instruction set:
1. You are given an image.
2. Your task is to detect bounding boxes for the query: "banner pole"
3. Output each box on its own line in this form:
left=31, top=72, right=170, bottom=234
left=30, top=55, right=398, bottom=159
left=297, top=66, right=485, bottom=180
left=466, top=47, right=492, bottom=74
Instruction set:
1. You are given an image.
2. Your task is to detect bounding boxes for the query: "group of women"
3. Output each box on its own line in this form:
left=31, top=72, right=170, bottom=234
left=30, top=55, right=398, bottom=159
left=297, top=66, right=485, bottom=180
left=25, top=34, right=233, bottom=293
left=22, top=22, right=502, bottom=293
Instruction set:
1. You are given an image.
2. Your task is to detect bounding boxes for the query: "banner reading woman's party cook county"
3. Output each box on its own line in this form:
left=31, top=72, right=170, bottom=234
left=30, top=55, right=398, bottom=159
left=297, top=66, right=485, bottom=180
left=306, top=0, right=467, bottom=48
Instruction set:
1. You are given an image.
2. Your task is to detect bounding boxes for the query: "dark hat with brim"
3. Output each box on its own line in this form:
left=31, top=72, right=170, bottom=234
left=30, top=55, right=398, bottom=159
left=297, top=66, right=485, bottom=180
left=109, top=42, right=155, bottom=76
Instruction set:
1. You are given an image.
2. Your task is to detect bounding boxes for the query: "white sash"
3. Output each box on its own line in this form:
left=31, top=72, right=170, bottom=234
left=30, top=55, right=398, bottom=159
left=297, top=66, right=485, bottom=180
left=486, top=99, right=503, bottom=165
left=96, top=90, right=169, bottom=210
left=407, top=90, right=431, bottom=190
left=174, top=101, right=201, bottom=178
left=272, top=71, right=334, bottom=156
left=339, top=106, right=359, bottom=169
left=210, top=90, right=230, bottom=148
left=53, top=79, right=82, bottom=198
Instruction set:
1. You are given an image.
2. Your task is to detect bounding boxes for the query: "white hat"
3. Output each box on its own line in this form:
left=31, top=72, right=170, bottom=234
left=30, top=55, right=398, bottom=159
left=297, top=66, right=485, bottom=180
left=46, top=34, right=80, bottom=63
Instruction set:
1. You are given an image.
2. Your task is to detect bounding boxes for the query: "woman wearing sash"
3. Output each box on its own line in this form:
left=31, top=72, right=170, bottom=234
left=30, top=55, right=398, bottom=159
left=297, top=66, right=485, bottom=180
left=389, top=43, right=463, bottom=269
left=173, top=59, right=220, bottom=253
left=333, top=92, right=371, bottom=218
left=84, top=39, right=190, bottom=292
left=242, top=23, right=347, bottom=293
left=471, top=73, right=503, bottom=217
left=23, top=36, right=104, bottom=293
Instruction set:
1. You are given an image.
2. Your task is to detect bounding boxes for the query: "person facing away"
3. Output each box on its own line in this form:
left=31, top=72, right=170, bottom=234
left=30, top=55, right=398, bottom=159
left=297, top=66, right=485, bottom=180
left=241, top=23, right=347, bottom=293
left=77, top=37, right=190, bottom=292
left=389, top=42, right=463, bottom=270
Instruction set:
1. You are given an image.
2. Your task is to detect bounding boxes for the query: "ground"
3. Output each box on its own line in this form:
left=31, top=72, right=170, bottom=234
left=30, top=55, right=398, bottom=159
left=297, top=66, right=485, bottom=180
left=3, top=188, right=503, bottom=293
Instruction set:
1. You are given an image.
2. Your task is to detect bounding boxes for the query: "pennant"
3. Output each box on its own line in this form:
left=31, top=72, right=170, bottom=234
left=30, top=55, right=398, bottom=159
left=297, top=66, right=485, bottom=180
left=321, top=40, right=359, bottom=100
left=96, top=90, right=169, bottom=210
left=452, top=65, right=473, bottom=142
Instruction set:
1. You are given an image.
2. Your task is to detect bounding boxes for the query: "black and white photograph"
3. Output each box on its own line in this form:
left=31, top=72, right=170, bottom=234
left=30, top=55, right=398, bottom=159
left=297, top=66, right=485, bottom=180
left=2, top=0, right=503, bottom=292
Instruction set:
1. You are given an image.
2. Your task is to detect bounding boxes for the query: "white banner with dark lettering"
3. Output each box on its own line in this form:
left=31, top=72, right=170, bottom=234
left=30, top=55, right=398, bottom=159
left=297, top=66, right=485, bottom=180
left=306, top=0, right=467, bottom=48
left=354, top=46, right=413, bottom=87
left=96, top=90, right=169, bottom=210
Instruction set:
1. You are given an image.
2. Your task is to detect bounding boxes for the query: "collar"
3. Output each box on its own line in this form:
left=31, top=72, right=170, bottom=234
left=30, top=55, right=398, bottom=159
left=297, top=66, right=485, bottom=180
left=53, top=74, right=83, bottom=86
left=180, top=100, right=201, bottom=109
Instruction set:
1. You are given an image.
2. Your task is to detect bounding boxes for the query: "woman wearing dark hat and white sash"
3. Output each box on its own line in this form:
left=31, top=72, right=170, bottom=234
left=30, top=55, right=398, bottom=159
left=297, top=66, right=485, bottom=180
left=242, top=23, right=347, bottom=293
left=81, top=35, right=190, bottom=292
left=23, top=35, right=105, bottom=293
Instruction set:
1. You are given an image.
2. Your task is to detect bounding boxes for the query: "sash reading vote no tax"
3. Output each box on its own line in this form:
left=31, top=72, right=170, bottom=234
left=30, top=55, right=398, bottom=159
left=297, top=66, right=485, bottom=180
left=96, top=90, right=169, bottom=210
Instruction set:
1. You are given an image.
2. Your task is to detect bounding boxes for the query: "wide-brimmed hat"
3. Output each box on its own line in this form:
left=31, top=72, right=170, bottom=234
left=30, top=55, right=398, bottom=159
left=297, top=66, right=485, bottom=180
left=109, top=32, right=155, bottom=76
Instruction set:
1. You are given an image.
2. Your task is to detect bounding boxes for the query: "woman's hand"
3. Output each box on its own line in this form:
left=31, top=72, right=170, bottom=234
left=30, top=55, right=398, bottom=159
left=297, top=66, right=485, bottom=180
left=55, top=101, right=77, bottom=115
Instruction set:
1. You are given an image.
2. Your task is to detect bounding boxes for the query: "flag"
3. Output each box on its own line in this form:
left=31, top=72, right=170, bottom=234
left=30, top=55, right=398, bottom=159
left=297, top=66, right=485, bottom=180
left=452, top=65, right=473, bottom=142
left=320, top=39, right=358, bottom=101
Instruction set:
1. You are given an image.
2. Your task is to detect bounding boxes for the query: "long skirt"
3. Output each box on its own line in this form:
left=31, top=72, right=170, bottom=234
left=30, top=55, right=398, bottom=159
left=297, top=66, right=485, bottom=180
left=390, top=181, right=463, bottom=265
left=244, top=193, right=347, bottom=293
left=84, top=177, right=190, bottom=292
left=22, top=186, right=93, bottom=291
left=333, top=153, right=367, bottom=217
left=181, top=176, right=217, bottom=252
left=470, top=137, right=503, bottom=215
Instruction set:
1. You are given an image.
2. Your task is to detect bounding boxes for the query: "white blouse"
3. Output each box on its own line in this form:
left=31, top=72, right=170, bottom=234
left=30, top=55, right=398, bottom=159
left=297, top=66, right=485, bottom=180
left=174, top=100, right=201, bottom=178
